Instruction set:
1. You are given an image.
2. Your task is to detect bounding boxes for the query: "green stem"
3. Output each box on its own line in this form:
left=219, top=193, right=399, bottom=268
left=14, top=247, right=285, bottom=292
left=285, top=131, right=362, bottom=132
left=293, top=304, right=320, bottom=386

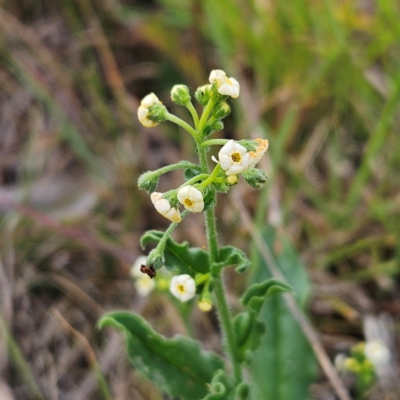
left=186, top=102, right=200, bottom=129
left=198, top=145, right=242, bottom=384
left=151, top=161, right=201, bottom=177
left=198, top=97, right=217, bottom=135
left=201, top=139, right=229, bottom=148
left=157, top=211, right=189, bottom=251
left=199, top=164, right=221, bottom=188
left=177, top=174, right=209, bottom=189
left=166, top=112, right=198, bottom=140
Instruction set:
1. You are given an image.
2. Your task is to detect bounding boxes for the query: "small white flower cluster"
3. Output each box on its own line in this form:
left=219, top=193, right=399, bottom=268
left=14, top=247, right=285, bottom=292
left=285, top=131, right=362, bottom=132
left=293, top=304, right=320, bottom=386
left=150, top=185, right=204, bottom=223
left=218, top=138, right=269, bottom=178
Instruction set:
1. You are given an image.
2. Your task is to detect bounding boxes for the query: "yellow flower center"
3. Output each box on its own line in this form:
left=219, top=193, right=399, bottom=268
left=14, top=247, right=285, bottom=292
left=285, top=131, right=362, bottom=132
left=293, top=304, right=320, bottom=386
left=177, top=284, right=186, bottom=294
left=231, top=151, right=242, bottom=163
left=184, top=198, right=194, bottom=207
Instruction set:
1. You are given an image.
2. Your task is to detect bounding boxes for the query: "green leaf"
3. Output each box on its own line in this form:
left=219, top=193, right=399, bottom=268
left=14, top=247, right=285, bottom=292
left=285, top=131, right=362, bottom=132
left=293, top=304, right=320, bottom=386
left=99, top=311, right=223, bottom=400
left=249, top=226, right=318, bottom=400
left=141, top=230, right=210, bottom=275
left=212, top=245, right=251, bottom=274
left=241, top=279, right=293, bottom=313
left=233, top=279, right=291, bottom=362
left=233, top=311, right=265, bottom=361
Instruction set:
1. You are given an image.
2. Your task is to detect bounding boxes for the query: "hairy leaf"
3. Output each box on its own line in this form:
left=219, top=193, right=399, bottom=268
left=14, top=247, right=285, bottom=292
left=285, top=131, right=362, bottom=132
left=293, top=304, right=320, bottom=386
left=241, top=279, right=293, bottom=313
left=99, top=312, right=223, bottom=400
left=141, top=230, right=210, bottom=274
left=212, top=245, right=251, bottom=274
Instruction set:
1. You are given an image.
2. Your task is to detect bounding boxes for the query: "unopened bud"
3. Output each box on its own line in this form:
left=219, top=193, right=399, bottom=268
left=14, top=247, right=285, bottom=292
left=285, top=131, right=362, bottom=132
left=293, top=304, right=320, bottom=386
left=212, top=102, right=231, bottom=120
left=241, top=168, right=268, bottom=189
left=138, top=171, right=159, bottom=193
left=198, top=292, right=212, bottom=312
left=171, top=84, right=191, bottom=106
left=195, top=84, right=212, bottom=106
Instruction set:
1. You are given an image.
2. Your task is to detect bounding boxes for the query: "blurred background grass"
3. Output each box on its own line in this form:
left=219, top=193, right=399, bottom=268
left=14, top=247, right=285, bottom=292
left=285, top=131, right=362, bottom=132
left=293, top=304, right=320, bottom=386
left=0, top=0, right=399, bottom=399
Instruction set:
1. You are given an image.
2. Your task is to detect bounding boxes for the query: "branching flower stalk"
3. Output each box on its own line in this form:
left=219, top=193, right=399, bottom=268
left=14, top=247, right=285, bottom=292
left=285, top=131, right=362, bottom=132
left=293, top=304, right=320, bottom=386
left=134, top=69, right=270, bottom=390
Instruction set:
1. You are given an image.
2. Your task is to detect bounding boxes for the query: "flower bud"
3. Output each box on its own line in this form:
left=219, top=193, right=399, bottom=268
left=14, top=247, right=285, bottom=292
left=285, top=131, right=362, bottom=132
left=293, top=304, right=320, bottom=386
left=194, top=84, right=212, bottom=106
left=198, top=292, right=212, bottom=312
left=203, top=120, right=224, bottom=137
left=170, top=84, right=191, bottom=106
left=147, top=102, right=168, bottom=124
left=138, top=171, right=159, bottom=193
left=227, top=175, right=238, bottom=185
left=241, top=168, right=268, bottom=189
left=138, top=93, right=164, bottom=128
left=212, top=102, right=231, bottom=120
left=146, top=249, right=165, bottom=271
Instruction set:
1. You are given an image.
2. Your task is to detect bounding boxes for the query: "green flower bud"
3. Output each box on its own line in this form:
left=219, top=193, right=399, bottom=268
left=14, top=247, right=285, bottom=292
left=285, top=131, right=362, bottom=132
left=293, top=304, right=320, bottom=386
left=212, top=101, right=231, bottom=120
left=146, top=249, right=165, bottom=271
left=147, top=103, right=168, bottom=124
left=170, top=84, right=191, bottom=106
left=203, top=120, right=224, bottom=137
left=138, top=171, right=159, bottom=193
left=241, top=168, right=268, bottom=189
left=194, top=84, right=212, bottom=106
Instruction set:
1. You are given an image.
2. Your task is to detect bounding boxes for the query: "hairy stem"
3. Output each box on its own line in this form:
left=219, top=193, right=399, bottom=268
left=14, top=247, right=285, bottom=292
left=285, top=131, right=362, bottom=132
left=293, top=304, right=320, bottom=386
left=186, top=102, right=200, bottom=129
left=198, top=144, right=242, bottom=384
left=166, top=112, right=198, bottom=140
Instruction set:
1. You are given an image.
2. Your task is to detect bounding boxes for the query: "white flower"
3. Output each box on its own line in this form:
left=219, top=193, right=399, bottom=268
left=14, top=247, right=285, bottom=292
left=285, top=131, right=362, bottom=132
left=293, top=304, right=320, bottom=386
left=218, top=140, right=250, bottom=175
left=364, top=339, right=391, bottom=367
left=177, top=185, right=204, bottom=213
left=130, top=256, right=147, bottom=278
left=150, top=192, right=181, bottom=223
left=170, top=274, right=196, bottom=302
left=138, top=93, right=161, bottom=128
left=209, top=69, right=227, bottom=84
left=334, top=353, right=348, bottom=372
left=209, top=69, right=240, bottom=98
left=135, top=275, right=156, bottom=296
left=248, top=138, right=269, bottom=168
left=130, top=256, right=156, bottom=296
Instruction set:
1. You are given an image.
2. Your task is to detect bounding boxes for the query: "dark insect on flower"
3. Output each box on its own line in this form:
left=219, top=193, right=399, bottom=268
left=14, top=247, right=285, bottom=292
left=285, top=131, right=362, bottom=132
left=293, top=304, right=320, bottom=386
left=140, top=265, right=157, bottom=279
